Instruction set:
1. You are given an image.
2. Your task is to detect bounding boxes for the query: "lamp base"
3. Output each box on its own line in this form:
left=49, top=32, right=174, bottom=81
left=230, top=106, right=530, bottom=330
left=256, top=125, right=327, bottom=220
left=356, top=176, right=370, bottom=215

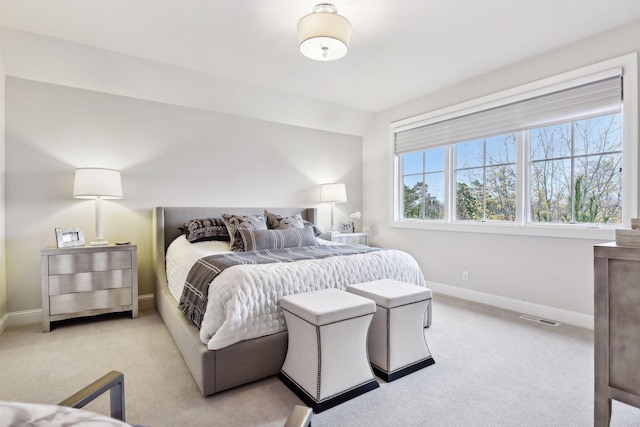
left=89, top=239, right=109, bottom=246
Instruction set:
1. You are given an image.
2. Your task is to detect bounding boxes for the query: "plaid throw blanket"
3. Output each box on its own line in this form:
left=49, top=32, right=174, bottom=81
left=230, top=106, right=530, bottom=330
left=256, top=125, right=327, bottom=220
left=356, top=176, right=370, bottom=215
left=179, top=244, right=382, bottom=329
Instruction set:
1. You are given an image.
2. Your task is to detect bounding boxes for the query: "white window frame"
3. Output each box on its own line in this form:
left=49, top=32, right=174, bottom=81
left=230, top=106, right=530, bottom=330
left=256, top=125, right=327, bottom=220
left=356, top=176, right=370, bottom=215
left=389, top=54, right=638, bottom=240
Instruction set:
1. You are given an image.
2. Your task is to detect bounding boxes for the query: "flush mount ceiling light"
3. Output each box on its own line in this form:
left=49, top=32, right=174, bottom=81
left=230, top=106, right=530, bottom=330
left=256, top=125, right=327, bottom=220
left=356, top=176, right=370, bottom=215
left=298, top=3, right=352, bottom=61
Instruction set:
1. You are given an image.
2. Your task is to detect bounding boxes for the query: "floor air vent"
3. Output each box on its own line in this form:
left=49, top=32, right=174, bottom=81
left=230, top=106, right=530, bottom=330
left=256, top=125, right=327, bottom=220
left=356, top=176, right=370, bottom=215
left=519, top=314, right=560, bottom=327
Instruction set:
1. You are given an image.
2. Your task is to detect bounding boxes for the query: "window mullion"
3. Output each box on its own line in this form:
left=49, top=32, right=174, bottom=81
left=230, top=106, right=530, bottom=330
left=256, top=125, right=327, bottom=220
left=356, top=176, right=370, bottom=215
left=518, top=131, right=528, bottom=225
left=570, top=122, right=576, bottom=223
left=420, top=152, right=426, bottom=219
left=482, top=139, right=487, bottom=221
left=445, top=145, right=453, bottom=222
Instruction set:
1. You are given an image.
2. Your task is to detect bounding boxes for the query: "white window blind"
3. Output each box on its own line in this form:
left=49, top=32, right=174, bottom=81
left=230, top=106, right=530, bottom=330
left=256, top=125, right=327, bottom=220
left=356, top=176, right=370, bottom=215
left=395, top=75, right=622, bottom=154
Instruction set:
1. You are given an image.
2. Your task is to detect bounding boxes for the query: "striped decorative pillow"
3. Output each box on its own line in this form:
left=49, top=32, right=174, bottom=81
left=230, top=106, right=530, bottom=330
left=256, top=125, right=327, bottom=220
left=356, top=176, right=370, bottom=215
left=238, top=226, right=318, bottom=252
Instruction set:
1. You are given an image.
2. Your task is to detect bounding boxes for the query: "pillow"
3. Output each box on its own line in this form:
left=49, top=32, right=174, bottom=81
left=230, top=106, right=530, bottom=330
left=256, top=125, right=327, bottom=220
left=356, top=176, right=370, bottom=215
left=264, top=210, right=305, bottom=230
left=263, top=209, right=322, bottom=237
left=303, top=220, right=323, bottom=237
left=221, top=213, right=268, bottom=251
left=239, top=226, right=318, bottom=252
left=179, top=217, right=230, bottom=243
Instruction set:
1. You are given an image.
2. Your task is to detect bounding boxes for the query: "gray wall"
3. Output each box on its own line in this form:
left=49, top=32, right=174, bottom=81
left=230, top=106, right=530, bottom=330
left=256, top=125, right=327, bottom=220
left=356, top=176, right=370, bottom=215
left=363, top=21, right=640, bottom=325
left=5, top=78, right=362, bottom=312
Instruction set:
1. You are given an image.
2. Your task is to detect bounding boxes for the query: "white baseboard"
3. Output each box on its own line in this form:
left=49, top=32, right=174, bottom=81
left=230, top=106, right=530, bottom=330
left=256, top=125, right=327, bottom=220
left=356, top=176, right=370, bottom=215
left=4, top=294, right=156, bottom=328
left=6, top=308, right=41, bottom=328
left=427, top=281, right=594, bottom=330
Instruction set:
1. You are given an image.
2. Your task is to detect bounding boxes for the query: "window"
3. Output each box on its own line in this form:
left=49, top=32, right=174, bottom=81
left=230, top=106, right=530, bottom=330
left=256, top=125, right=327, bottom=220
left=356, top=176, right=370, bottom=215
left=402, top=148, right=445, bottom=220
left=392, top=56, right=637, bottom=238
left=400, top=115, right=621, bottom=225
left=455, top=134, right=517, bottom=222
left=529, top=115, right=622, bottom=224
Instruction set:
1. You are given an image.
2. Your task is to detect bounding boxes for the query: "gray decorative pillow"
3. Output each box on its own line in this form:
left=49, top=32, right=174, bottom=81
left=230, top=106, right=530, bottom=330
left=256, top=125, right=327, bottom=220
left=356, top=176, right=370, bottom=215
left=179, top=217, right=230, bottom=243
left=222, top=214, right=268, bottom=251
left=264, top=210, right=305, bottom=230
left=303, top=220, right=322, bottom=237
left=239, top=226, right=318, bottom=252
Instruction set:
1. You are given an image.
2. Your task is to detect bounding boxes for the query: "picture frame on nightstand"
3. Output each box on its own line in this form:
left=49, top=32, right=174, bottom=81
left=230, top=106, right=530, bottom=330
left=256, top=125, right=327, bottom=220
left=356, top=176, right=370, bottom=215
left=55, top=226, right=85, bottom=248
left=339, top=222, right=354, bottom=233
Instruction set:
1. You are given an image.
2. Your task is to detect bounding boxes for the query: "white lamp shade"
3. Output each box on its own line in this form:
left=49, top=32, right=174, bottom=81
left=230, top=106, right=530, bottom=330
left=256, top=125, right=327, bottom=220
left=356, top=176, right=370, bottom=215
left=73, top=168, right=123, bottom=199
left=298, top=7, right=351, bottom=61
left=320, top=183, right=347, bottom=203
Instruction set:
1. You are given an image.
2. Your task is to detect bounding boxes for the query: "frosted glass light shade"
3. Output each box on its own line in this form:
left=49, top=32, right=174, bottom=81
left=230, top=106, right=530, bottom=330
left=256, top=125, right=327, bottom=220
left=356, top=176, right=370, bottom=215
left=320, top=183, right=347, bottom=203
left=298, top=4, right=351, bottom=61
left=73, top=168, right=123, bottom=199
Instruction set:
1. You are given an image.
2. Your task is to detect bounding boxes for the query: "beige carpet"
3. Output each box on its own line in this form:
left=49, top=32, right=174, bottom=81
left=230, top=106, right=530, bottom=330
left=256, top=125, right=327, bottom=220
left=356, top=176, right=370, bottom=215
left=1, top=294, right=639, bottom=426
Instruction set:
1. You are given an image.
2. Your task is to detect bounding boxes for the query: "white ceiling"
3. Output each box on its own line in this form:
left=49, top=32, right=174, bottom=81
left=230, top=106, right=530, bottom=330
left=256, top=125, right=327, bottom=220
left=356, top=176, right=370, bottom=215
left=1, top=0, right=640, bottom=114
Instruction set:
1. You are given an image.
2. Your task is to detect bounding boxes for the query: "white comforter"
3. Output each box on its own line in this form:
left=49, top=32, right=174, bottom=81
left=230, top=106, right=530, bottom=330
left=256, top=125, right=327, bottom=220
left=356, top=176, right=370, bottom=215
left=167, top=235, right=425, bottom=350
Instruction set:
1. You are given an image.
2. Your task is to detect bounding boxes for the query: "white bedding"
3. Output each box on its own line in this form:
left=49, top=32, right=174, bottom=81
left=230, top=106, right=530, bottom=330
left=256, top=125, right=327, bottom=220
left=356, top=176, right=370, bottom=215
left=166, top=235, right=426, bottom=350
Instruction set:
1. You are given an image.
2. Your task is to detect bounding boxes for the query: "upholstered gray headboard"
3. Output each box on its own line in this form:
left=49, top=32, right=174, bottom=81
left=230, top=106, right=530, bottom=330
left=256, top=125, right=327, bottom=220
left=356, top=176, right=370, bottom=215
left=154, top=207, right=318, bottom=253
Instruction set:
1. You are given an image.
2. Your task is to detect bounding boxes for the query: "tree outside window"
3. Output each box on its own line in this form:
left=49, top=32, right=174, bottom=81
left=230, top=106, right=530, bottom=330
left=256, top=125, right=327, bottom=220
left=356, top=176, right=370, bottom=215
left=402, top=148, right=445, bottom=219
left=530, top=114, right=622, bottom=224
left=455, top=134, right=517, bottom=221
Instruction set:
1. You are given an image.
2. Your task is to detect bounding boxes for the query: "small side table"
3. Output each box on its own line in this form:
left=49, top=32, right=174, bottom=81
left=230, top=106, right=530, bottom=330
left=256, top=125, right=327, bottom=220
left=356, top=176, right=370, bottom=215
left=321, top=231, right=369, bottom=245
left=41, top=244, right=138, bottom=332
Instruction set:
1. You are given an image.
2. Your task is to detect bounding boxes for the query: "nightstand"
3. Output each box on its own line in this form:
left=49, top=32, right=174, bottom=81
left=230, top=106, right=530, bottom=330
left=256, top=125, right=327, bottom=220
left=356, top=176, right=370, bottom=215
left=321, top=231, right=369, bottom=246
left=41, top=244, right=138, bottom=332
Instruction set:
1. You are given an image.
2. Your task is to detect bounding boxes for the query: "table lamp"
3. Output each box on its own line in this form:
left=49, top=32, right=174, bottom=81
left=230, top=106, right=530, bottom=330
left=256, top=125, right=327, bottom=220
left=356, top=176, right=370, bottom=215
left=73, top=168, right=123, bottom=246
left=320, top=183, right=347, bottom=231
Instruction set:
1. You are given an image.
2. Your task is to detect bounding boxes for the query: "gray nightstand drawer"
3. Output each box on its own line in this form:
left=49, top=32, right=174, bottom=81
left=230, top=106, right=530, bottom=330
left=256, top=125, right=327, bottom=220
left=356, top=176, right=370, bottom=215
left=48, top=251, right=132, bottom=275
left=50, top=288, right=133, bottom=315
left=49, top=270, right=132, bottom=295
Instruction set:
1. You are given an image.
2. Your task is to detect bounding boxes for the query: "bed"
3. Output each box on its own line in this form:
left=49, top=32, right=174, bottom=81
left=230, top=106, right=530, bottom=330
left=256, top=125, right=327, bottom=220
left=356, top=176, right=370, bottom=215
left=152, top=206, right=427, bottom=396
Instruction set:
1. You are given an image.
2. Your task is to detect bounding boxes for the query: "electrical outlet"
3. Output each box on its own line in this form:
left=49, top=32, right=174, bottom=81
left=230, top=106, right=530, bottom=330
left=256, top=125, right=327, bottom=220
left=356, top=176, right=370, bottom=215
left=462, top=271, right=469, bottom=281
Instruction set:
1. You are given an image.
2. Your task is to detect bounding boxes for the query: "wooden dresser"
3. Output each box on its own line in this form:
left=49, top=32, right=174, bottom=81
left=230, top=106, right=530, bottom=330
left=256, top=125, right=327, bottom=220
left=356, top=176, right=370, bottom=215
left=594, top=242, right=640, bottom=426
left=41, top=244, right=138, bottom=332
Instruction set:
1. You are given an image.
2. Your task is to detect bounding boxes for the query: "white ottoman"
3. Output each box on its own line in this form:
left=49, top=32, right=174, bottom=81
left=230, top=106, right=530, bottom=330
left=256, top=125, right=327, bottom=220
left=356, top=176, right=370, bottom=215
left=278, top=289, right=379, bottom=413
left=347, top=279, right=435, bottom=382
